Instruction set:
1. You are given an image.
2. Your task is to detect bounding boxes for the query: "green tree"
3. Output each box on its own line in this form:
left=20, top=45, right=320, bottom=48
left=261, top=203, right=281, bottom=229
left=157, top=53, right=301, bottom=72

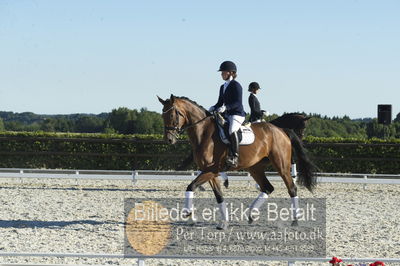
left=394, top=112, right=400, bottom=123
left=394, top=122, right=400, bottom=138
left=134, top=108, right=163, bottom=134
left=0, top=118, right=4, bottom=131
left=40, top=118, right=56, bottom=132
left=5, top=121, right=25, bottom=131
left=304, top=115, right=367, bottom=138
left=366, top=119, right=396, bottom=139
left=75, top=116, right=104, bottom=133
left=106, top=107, right=136, bottom=134
left=53, top=117, right=74, bottom=132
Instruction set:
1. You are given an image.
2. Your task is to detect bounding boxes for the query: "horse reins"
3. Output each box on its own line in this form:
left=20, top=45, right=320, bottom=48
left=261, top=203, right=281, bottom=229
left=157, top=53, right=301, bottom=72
left=163, top=105, right=211, bottom=136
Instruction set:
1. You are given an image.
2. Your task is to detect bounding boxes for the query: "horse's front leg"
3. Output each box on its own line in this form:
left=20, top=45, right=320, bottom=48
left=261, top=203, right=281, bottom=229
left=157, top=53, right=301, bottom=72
left=183, top=171, right=218, bottom=220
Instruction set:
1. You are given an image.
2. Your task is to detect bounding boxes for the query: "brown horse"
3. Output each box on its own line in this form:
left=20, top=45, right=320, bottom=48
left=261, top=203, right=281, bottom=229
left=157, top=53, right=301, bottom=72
left=158, top=95, right=316, bottom=229
left=176, top=112, right=312, bottom=186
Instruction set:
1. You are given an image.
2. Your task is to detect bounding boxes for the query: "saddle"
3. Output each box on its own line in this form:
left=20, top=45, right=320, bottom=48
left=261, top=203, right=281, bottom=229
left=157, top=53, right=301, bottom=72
left=214, top=113, right=255, bottom=145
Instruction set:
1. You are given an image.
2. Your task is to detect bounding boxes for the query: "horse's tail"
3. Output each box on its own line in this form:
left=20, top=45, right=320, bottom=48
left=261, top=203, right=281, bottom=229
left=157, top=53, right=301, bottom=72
left=283, top=128, right=317, bottom=192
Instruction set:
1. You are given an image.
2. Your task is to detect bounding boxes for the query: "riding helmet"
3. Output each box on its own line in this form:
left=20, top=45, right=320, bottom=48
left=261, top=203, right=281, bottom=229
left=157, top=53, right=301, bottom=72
left=248, top=82, right=261, bottom=92
left=218, top=61, right=237, bottom=72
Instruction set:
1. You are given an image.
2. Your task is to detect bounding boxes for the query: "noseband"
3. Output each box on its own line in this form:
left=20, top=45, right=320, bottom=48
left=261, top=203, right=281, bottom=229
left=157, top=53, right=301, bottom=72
left=163, top=105, right=185, bottom=136
left=163, top=105, right=211, bottom=137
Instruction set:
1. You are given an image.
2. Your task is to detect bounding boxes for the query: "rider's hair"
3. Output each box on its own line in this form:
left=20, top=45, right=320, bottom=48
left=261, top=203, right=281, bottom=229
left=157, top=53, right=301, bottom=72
left=231, top=71, right=237, bottom=79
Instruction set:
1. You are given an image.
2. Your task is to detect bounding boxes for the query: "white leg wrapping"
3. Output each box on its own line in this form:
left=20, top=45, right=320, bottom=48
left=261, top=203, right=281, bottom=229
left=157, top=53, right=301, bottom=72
left=291, top=196, right=301, bottom=220
left=184, top=191, right=194, bottom=214
left=219, top=172, right=228, bottom=181
left=218, top=202, right=228, bottom=221
left=249, top=192, right=268, bottom=211
left=291, top=163, right=297, bottom=177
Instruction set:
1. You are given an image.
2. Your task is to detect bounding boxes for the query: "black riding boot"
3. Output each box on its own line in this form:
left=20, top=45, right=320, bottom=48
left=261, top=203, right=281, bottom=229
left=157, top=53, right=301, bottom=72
left=226, top=131, right=239, bottom=168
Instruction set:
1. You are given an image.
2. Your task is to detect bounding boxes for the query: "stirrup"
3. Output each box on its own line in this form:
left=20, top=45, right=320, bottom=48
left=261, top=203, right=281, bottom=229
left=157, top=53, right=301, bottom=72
left=226, top=156, right=238, bottom=168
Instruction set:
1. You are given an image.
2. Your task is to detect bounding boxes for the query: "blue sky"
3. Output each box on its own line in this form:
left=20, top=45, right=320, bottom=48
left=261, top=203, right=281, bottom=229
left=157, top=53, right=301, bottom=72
left=1, top=0, right=399, bottom=119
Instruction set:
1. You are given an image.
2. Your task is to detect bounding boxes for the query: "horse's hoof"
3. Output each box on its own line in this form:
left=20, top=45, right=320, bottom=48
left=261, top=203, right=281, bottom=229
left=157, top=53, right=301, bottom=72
left=291, top=220, right=299, bottom=226
left=198, top=185, right=206, bottom=191
left=216, top=220, right=228, bottom=230
left=248, top=216, right=253, bottom=224
left=182, top=211, right=192, bottom=219
left=188, top=216, right=197, bottom=225
left=183, top=212, right=198, bottom=224
left=223, top=179, right=229, bottom=189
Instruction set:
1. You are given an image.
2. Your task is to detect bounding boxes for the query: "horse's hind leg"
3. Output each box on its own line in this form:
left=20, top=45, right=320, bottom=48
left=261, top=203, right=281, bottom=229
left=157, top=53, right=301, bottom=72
left=269, top=147, right=296, bottom=197
left=209, top=177, right=228, bottom=230
left=247, top=160, right=273, bottom=224
left=291, top=155, right=297, bottom=178
left=269, top=149, right=301, bottom=224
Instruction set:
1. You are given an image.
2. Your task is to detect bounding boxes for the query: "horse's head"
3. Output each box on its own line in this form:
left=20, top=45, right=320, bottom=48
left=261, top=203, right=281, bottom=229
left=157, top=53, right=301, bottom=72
left=157, top=94, right=186, bottom=144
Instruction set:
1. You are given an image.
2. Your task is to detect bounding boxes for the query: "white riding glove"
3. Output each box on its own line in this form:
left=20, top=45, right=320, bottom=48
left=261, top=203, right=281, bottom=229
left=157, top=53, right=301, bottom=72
left=217, top=106, right=226, bottom=113
left=262, top=110, right=270, bottom=116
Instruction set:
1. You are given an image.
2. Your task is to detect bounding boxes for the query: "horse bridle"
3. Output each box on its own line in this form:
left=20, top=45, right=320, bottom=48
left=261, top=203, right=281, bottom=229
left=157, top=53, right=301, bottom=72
left=163, top=105, right=211, bottom=137
left=163, top=105, right=185, bottom=136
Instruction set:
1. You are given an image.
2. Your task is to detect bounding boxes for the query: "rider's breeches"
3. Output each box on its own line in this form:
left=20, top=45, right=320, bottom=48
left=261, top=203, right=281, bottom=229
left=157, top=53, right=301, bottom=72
left=228, top=115, right=245, bottom=135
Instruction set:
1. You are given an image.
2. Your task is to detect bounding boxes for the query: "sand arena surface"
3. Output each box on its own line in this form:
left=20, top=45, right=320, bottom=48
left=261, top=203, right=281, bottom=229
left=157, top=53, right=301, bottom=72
left=0, top=177, right=399, bottom=265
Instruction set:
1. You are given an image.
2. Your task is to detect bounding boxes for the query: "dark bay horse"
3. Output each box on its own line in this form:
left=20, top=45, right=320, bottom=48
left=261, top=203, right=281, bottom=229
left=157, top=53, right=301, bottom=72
left=270, top=113, right=311, bottom=178
left=269, top=113, right=311, bottom=140
left=158, top=95, right=316, bottom=229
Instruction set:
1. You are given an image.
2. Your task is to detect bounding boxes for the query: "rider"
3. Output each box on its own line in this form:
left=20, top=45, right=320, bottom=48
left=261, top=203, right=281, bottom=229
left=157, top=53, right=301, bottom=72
left=248, top=82, right=266, bottom=123
left=209, top=61, right=246, bottom=168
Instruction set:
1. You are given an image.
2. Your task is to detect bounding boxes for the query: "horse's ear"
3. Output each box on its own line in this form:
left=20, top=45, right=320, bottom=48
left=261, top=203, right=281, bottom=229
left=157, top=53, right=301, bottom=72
left=170, top=94, right=175, bottom=104
left=157, top=95, right=166, bottom=105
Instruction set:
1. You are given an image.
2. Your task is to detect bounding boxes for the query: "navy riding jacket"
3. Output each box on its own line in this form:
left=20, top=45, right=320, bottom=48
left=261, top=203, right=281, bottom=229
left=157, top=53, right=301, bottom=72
left=248, top=93, right=263, bottom=122
left=213, top=80, right=246, bottom=117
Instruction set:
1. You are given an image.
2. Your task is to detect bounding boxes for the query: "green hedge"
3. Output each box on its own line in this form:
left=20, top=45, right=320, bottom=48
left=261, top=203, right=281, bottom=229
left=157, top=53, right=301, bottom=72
left=0, top=132, right=190, bottom=170
left=304, top=136, right=400, bottom=174
left=0, top=132, right=399, bottom=174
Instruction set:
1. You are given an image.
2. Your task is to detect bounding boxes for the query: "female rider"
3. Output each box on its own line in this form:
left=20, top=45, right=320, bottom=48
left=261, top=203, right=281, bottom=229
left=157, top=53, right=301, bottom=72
left=248, top=81, right=266, bottom=123
left=209, top=61, right=245, bottom=168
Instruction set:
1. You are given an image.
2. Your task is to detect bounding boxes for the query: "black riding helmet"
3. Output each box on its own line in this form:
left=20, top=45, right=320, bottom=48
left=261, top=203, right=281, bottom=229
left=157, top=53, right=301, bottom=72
left=218, top=61, right=237, bottom=72
left=248, top=82, right=261, bottom=92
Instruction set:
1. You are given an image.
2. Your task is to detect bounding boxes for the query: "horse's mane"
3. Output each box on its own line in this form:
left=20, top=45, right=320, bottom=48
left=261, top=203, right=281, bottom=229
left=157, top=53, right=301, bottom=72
left=173, top=96, right=210, bottom=115
left=280, top=112, right=305, bottom=118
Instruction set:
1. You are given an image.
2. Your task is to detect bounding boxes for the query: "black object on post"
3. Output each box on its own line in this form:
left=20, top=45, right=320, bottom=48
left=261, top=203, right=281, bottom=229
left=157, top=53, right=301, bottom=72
left=377, top=104, right=392, bottom=125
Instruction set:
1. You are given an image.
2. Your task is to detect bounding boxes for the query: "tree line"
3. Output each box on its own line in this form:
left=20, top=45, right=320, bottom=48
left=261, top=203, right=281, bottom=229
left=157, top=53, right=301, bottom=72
left=1, top=109, right=400, bottom=139
left=0, top=108, right=162, bottom=134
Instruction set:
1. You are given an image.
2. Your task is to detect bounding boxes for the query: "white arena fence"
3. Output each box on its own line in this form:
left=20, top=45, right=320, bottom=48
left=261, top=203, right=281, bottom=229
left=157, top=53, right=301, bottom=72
left=0, top=168, right=399, bottom=265
left=0, top=168, right=400, bottom=185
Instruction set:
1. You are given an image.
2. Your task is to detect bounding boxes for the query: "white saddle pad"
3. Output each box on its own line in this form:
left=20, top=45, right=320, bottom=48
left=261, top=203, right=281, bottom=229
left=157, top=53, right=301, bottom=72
left=218, top=125, right=255, bottom=145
